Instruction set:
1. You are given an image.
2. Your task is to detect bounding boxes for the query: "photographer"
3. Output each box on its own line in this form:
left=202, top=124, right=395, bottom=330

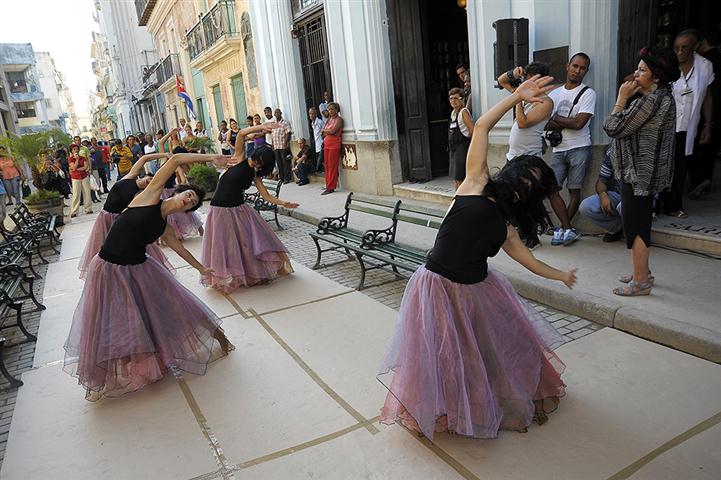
left=545, top=53, right=597, bottom=246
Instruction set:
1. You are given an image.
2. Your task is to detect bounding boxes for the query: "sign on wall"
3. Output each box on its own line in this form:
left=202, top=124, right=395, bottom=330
left=342, top=143, right=357, bottom=170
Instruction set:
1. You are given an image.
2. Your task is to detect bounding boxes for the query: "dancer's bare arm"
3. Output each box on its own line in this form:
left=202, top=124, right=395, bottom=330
left=158, top=129, right=180, bottom=154
left=253, top=177, right=299, bottom=208
left=457, top=75, right=555, bottom=197
left=123, top=153, right=169, bottom=180
left=160, top=225, right=212, bottom=275
left=231, top=123, right=279, bottom=165
left=502, top=225, right=577, bottom=289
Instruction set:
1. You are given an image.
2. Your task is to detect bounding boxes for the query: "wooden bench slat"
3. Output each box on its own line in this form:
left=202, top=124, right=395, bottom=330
left=348, top=204, right=396, bottom=219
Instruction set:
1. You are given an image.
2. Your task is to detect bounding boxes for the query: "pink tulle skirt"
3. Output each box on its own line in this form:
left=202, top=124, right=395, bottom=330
left=77, top=210, right=174, bottom=279
left=64, top=255, right=234, bottom=401
left=200, top=204, right=293, bottom=293
left=162, top=187, right=203, bottom=240
left=378, top=266, right=566, bottom=440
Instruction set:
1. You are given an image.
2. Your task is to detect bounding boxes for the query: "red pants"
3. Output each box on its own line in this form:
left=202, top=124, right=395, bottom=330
left=324, top=146, right=341, bottom=190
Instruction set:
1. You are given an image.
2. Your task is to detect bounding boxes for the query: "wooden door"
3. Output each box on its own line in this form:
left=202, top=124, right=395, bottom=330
left=387, top=0, right=432, bottom=182
left=231, top=75, right=247, bottom=121
left=617, top=0, right=657, bottom=86
left=211, top=85, right=223, bottom=127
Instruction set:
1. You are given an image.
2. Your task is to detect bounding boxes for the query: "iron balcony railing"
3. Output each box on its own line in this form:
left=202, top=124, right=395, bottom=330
left=187, top=0, right=239, bottom=61
left=143, top=53, right=179, bottom=92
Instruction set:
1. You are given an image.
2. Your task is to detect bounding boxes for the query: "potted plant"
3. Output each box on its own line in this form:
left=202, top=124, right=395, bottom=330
left=186, top=163, right=220, bottom=199
left=0, top=128, right=71, bottom=224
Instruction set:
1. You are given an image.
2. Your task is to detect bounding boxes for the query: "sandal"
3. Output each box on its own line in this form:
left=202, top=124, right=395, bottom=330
left=619, top=272, right=655, bottom=285
left=613, top=281, right=652, bottom=296
left=668, top=210, right=688, bottom=219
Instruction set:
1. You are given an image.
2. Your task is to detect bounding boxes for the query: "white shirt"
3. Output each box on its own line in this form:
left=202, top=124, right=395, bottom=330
left=672, top=53, right=715, bottom=155
left=548, top=83, right=596, bottom=152
left=450, top=108, right=472, bottom=138
left=311, top=117, right=324, bottom=153
left=179, top=127, right=188, bottom=140
left=507, top=103, right=548, bottom=160
left=263, top=117, right=274, bottom=146
left=143, top=144, right=157, bottom=155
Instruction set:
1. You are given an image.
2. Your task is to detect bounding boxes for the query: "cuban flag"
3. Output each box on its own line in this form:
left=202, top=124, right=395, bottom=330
left=176, top=74, right=196, bottom=120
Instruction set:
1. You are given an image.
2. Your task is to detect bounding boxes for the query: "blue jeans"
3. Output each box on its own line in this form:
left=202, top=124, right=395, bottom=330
left=295, top=162, right=311, bottom=184
left=551, top=145, right=592, bottom=189
left=3, top=177, right=22, bottom=205
left=579, top=191, right=623, bottom=233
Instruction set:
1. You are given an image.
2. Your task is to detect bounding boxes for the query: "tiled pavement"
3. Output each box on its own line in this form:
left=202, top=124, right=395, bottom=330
left=0, top=212, right=602, bottom=468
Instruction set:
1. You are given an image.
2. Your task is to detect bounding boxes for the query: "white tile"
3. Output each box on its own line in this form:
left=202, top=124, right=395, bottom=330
left=159, top=236, right=203, bottom=270
left=32, top=291, right=81, bottom=367
left=263, top=292, right=397, bottom=419
left=173, top=264, right=237, bottom=317
left=0, top=364, right=219, bottom=480
left=182, top=315, right=357, bottom=463
left=227, top=261, right=353, bottom=315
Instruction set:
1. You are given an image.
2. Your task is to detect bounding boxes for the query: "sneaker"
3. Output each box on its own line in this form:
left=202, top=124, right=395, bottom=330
left=550, top=227, right=564, bottom=246
left=602, top=230, right=623, bottom=243
left=525, top=236, right=541, bottom=251
left=562, top=228, right=580, bottom=246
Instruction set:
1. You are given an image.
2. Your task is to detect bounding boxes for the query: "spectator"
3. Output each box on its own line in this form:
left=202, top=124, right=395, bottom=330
left=137, top=133, right=148, bottom=152
left=263, top=106, right=274, bottom=146
left=0, top=146, right=26, bottom=205
left=689, top=29, right=721, bottom=198
left=194, top=121, right=208, bottom=137
left=447, top=87, right=473, bottom=190
left=662, top=29, right=715, bottom=218
left=87, top=140, right=103, bottom=202
left=40, top=150, right=70, bottom=198
left=0, top=172, right=6, bottom=228
left=68, top=144, right=93, bottom=217
left=218, top=120, right=231, bottom=155
left=242, top=116, right=254, bottom=156
left=127, top=135, right=142, bottom=163
left=604, top=46, right=678, bottom=296
left=546, top=52, right=597, bottom=246
left=579, top=148, right=623, bottom=243
left=456, top=63, right=471, bottom=107
left=144, top=134, right=159, bottom=174
left=321, top=102, right=344, bottom=195
left=293, top=137, right=315, bottom=186
left=321, top=108, right=330, bottom=123
left=309, top=107, right=325, bottom=173
left=110, top=139, right=133, bottom=180
left=94, top=138, right=110, bottom=193
left=178, top=118, right=188, bottom=140
left=252, top=114, right=268, bottom=149
left=319, top=91, right=332, bottom=116
left=271, top=108, right=293, bottom=183
left=55, top=143, right=70, bottom=186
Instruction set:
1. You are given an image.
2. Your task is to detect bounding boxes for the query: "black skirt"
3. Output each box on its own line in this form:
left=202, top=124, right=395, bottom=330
left=620, top=182, right=653, bottom=249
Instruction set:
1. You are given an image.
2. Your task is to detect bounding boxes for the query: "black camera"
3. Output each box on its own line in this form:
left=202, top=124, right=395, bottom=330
left=509, top=76, right=523, bottom=88
left=544, top=130, right=563, bottom=148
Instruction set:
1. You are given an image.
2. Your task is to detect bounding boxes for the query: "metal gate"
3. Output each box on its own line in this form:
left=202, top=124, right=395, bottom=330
left=297, top=13, right=333, bottom=112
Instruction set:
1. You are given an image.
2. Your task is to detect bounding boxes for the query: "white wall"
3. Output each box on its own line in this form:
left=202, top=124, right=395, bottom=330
left=34, top=52, right=64, bottom=127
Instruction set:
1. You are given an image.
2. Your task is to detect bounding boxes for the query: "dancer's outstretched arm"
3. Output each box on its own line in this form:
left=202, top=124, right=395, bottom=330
left=123, top=153, right=169, bottom=180
left=160, top=224, right=212, bottom=275
left=253, top=177, right=300, bottom=209
left=230, top=123, right=278, bottom=165
left=502, top=225, right=577, bottom=289
left=157, top=129, right=180, bottom=154
left=457, top=75, right=554, bottom=197
left=130, top=153, right=228, bottom=207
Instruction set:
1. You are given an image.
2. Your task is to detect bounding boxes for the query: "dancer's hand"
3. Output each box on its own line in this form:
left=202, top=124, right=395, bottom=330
left=198, top=266, right=214, bottom=276
left=562, top=268, right=578, bottom=289
left=282, top=201, right=300, bottom=209
left=212, top=155, right=234, bottom=168
left=514, top=74, right=555, bottom=104
left=262, top=121, right=280, bottom=133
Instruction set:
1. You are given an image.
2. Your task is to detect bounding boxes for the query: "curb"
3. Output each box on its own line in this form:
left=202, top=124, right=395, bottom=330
left=277, top=207, right=721, bottom=364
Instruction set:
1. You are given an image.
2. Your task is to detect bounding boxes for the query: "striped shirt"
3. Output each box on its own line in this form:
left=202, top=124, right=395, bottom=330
left=598, top=149, right=619, bottom=193
left=603, top=88, right=676, bottom=196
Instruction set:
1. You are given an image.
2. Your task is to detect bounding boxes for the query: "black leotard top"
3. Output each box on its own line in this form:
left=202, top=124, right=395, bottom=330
left=164, top=172, right=177, bottom=189
left=99, top=202, right=167, bottom=265
left=210, top=161, right=255, bottom=207
left=425, top=195, right=508, bottom=284
left=103, top=179, right=140, bottom=214
left=229, top=129, right=238, bottom=147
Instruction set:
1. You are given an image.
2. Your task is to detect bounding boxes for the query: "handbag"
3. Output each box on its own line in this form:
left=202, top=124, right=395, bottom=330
left=21, top=181, right=31, bottom=197
left=89, top=175, right=100, bottom=192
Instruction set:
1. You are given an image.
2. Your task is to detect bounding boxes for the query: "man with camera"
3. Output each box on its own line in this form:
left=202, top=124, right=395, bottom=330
left=545, top=53, right=596, bottom=246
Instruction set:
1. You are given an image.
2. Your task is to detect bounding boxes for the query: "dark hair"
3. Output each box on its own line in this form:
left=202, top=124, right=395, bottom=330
left=524, top=61, right=549, bottom=77
left=448, top=87, right=464, bottom=97
left=639, top=46, right=680, bottom=85
left=69, top=144, right=80, bottom=151
left=264, top=106, right=272, bottom=111
left=113, top=139, right=122, bottom=146
left=455, top=63, right=467, bottom=71
left=249, top=144, right=276, bottom=177
left=173, top=184, right=206, bottom=212
left=699, top=28, right=719, bottom=45
left=676, top=28, right=700, bottom=44
left=220, top=120, right=227, bottom=125
left=245, top=116, right=253, bottom=121
left=569, top=52, right=591, bottom=65
left=157, top=129, right=165, bottom=136
left=483, top=155, right=559, bottom=239
left=172, top=146, right=188, bottom=154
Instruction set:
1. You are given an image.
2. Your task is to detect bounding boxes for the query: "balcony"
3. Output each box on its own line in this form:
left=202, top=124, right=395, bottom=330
left=143, top=54, right=179, bottom=95
left=186, top=0, right=240, bottom=68
left=135, top=0, right=157, bottom=26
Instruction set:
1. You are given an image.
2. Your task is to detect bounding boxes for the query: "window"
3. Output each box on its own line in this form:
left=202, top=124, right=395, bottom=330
left=16, top=101, right=37, bottom=118
left=45, top=98, right=53, bottom=109
left=6, top=71, right=28, bottom=94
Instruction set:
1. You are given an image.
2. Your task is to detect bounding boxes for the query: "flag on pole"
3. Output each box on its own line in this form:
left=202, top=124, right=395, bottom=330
left=176, top=74, right=196, bottom=120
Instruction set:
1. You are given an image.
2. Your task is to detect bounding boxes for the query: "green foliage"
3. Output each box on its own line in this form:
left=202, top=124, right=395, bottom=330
left=183, top=135, right=215, bottom=153
left=0, top=128, right=71, bottom=169
left=24, top=188, right=61, bottom=204
left=186, top=163, right=220, bottom=193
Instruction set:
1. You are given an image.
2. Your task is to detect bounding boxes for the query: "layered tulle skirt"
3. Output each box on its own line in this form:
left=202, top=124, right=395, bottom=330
left=162, top=188, right=203, bottom=240
left=378, top=266, right=566, bottom=440
left=201, top=204, right=293, bottom=293
left=77, top=210, right=174, bottom=278
left=64, top=255, right=234, bottom=401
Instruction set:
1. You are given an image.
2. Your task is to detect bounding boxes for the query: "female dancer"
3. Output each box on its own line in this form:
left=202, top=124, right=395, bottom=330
left=64, top=152, right=234, bottom=401
left=158, top=129, right=204, bottom=240
left=77, top=153, right=174, bottom=278
left=200, top=123, right=298, bottom=293
left=378, top=75, right=576, bottom=440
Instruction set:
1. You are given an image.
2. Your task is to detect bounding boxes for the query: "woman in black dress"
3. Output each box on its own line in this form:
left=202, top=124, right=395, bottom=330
left=64, top=152, right=234, bottom=401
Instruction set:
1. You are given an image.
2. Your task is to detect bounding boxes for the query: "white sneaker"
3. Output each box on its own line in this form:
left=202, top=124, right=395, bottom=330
left=551, top=227, right=564, bottom=246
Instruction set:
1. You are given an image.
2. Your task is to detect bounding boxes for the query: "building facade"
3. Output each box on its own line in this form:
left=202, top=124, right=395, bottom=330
left=0, top=43, right=49, bottom=134
left=34, top=52, right=69, bottom=133
left=90, top=30, right=118, bottom=139
left=0, top=64, right=18, bottom=137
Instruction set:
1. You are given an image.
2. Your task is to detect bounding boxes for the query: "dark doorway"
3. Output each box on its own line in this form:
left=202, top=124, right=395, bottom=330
left=387, top=0, right=469, bottom=182
left=296, top=11, right=333, bottom=112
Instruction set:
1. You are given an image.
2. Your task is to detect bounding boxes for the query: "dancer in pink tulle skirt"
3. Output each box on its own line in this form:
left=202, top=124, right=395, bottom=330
left=64, top=152, right=234, bottom=401
left=77, top=153, right=174, bottom=278
left=200, top=123, right=299, bottom=293
left=378, top=75, right=577, bottom=440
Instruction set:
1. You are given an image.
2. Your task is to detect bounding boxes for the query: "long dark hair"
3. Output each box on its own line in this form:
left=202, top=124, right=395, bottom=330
left=248, top=144, right=276, bottom=177
left=483, top=155, right=558, bottom=238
